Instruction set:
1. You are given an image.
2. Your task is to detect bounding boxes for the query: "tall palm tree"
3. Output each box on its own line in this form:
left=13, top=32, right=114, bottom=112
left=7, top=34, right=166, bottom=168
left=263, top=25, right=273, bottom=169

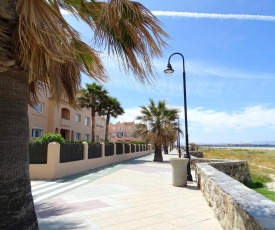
left=77, top=83, right=108, bottom=142
left=98, top=96, right=124, bottom=142
left=0, top=1, right=168, bottom=228
left=134, top=99, right=181, bottom=162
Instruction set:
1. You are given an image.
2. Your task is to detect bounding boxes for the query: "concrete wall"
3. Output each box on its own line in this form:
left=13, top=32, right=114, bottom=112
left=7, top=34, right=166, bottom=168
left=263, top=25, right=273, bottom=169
left=30, top=143, right=152, bottom=180
left=192, top=159, right=275, bottom=229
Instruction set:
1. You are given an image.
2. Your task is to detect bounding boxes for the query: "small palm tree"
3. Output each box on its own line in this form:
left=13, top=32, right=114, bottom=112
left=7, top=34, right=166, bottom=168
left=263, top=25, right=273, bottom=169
left=166, top=122, right=179, bottom=152
left=98, top=96, right=124, bottom=142
left=77, top=83, right=108, bottom=142
left=135, top=99, right=181, bottom=162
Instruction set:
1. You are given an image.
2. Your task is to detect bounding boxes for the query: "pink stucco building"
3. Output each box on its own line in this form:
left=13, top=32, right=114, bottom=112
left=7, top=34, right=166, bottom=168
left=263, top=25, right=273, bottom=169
left=28, top=91, right=106, bottom=142
left=108, top=121, right=143, bottom=143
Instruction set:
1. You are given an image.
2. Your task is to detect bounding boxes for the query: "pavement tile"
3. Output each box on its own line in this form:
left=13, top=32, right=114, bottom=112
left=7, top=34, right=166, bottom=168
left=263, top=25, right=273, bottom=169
left=33, top=150, right=222, bottom=230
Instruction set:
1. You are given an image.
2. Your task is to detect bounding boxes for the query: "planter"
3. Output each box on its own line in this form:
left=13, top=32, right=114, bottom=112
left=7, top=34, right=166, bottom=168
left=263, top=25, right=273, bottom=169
left=170, top=158, right=189, bottom=187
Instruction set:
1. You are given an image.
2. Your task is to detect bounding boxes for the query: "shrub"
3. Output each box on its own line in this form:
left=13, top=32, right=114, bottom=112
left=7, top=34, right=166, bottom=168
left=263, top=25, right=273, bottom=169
left=66, top=140, right=85, bottom=144
left=130, top=141, right=145, bottom=144
left=32, top=133, right=65, bottom=144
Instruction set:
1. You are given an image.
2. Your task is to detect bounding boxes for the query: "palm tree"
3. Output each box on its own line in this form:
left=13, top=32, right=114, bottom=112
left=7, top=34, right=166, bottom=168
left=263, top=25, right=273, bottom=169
left=0, top=1, right=168, bottom=228
left=98, top=96, right=124, bottom=142
left=134, top=99, right=181, bottom=162
left=166, top=122, right=179, bottom=151
left=77, top=83, right=108, bottom=142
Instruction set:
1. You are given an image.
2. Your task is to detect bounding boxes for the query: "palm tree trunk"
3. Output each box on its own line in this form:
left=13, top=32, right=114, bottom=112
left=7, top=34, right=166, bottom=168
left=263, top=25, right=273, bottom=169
left=105, top=113, right=110, bottom=142
left=91, top=107, right=96, bottom=142
left=0, top=70, right=38, bottom=229
left=164, top=145, right=169, bottom=154
left=153, top=145, right=163, bottom=162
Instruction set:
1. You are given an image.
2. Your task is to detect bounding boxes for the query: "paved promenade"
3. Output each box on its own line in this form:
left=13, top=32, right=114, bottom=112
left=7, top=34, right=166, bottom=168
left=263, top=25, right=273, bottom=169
left=32, top=150, right=222, bottom=230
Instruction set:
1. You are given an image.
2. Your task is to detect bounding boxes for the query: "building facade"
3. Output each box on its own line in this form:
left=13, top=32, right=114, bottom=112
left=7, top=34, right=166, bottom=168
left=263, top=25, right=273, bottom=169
left=108, top=121, right=143, bottom=143
left=28, top=91, right=106, bottom=142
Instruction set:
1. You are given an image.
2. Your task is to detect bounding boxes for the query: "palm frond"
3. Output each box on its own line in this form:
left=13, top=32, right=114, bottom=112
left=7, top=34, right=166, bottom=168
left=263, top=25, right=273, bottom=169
left=92, top=0, right=169, bottom=83
left=135, top=99, right=180, bottom=145
left=15, top=0, right=82, bottom=105
left=0, top=2, right=18, bottom=71
left=71, top=38, right=108, bottom=82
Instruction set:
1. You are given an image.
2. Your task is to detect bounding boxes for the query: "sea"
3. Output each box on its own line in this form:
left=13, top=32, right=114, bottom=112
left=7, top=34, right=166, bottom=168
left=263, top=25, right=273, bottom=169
left=204, top=146, right=275, bottom=150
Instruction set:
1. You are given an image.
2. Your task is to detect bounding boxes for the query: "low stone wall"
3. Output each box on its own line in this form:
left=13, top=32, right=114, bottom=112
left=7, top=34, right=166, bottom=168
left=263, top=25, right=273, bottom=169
left=194, top=159, right=275, bottom=229
left=191, top=158, right=251, bottom=183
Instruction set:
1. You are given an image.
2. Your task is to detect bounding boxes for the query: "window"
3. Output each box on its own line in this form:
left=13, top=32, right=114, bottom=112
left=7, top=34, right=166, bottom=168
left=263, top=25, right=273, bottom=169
left=75, top=114, right=81, bottom=122
left=85, top=117, right=90, bottom=126
left=117, top=132, right=124, bottom=138
left=112, top=127, right=116, bottom=130
left=75, top=132, right=81, bottom=140
left=84, top=134, right=89, bottom=141
left=119, top=127, right=122, bottom=130
left=127, top=127, right=131, bottom=130
left=125, top=133, right=131, bottom=137
left=33, top=103, right=43, bottom=113
left=32, top=128, right=43, bottom=138
left=111, top=133, right=116, bottom=138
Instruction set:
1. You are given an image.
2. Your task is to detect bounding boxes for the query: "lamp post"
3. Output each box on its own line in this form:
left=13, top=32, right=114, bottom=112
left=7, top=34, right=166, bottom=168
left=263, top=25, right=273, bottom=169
left=164, top=52, right=193, bottom=181
left=177, top=115, right=181, bottom=158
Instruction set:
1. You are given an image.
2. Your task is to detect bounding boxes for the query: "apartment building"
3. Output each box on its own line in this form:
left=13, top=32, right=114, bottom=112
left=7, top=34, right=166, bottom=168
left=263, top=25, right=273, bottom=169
left=28, top=91, right=106, bottom=142
left=94, top=116, right=106, bottom=142
left=108, top=121, right=143, bottom=143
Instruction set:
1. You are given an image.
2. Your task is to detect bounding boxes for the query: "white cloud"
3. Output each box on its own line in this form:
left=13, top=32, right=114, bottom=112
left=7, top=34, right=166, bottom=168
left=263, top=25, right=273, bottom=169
left=111, top=107, right=141, bottom=123
left=172, top=60, right=275, bottom=80
left=60, top=9, right=70, bottom=15
left=111, top=105, right=275, bottom=132
left=62, top=8, right=275, bottom=22
left=152, top=11, right=275, bottom=22
left=187, top=105, right=275, bottom=131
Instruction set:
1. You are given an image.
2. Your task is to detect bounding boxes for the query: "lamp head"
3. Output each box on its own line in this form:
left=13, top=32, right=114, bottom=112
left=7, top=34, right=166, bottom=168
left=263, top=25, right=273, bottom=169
left=93, top=100, right=100, bottom=108
left=164, top=63, right=174, bottom=74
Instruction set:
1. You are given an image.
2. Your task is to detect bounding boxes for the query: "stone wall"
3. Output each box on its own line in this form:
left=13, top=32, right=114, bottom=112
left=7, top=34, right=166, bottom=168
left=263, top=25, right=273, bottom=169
left=191, top=158, right=251, bottom=183
left=194, top=160, right=275, bottom=229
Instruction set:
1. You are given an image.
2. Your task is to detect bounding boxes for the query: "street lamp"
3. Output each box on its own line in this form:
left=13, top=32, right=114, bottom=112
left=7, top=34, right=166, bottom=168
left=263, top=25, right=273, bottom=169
left=164, top=52, right=193, bottom=181
left=177, top=115, right=181, bottom=158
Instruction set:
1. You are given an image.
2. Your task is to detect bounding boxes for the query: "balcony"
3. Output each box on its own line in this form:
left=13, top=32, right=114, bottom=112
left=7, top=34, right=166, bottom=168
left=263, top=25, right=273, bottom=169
left=60, top=118, right=71, bottom=127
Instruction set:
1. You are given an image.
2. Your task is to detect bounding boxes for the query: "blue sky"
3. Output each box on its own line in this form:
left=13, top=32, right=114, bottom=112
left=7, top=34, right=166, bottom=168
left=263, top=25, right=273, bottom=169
left=64, top=0, right=275, bottom=144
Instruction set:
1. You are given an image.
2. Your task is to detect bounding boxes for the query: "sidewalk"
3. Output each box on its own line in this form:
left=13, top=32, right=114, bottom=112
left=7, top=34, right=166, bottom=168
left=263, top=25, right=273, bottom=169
left=33, top=150, right=222, bottom=230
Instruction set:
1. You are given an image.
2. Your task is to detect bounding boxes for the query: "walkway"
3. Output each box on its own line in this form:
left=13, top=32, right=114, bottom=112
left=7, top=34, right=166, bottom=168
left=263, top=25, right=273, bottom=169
left=32, top=150, right=222, bottom=230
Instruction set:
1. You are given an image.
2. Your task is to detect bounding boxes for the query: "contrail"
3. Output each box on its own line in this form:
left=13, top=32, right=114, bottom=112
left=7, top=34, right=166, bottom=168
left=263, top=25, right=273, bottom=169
left=152, top=11, right=275, bottom=21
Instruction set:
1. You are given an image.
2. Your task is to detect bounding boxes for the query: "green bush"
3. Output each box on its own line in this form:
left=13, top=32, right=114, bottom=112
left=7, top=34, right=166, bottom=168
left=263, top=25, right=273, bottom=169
left=130, top=141, right=145, bottom=144
left=66, top=140, right=85, bottom=144
left=32, top=133, right=65, bottom=144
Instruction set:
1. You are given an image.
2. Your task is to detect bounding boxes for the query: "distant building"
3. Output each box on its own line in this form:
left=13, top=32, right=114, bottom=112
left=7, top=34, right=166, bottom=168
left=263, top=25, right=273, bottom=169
left=28, top=91, right=106, bottom=142
left=108, top=121, right=142, bottom=143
